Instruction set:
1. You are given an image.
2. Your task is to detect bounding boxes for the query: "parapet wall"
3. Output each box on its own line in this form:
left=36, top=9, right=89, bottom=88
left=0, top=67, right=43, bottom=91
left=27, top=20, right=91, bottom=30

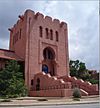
left=32, top=72, right=71, bottom=91
left=29, top=72, right=89, bottom=97
left=58, top=76, right=99, bottom=95
left=10, top=9, right=67, bottom=31
left=24, top=9, right=67, bottom=29
left=29, top=89, right=73, bottom=97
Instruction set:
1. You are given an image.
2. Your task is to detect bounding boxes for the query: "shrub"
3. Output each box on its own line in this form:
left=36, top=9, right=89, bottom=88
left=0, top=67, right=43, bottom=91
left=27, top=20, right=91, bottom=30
left=73, top=88, right=81, bottom=98
left=0, top=60, right=28, bottom=98
left=89, top=79, right=99, bottom=84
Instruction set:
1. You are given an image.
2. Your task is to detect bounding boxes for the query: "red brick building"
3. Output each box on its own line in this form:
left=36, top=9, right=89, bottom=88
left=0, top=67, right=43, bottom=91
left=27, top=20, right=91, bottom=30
left=0, top=9, right=99, bottom=97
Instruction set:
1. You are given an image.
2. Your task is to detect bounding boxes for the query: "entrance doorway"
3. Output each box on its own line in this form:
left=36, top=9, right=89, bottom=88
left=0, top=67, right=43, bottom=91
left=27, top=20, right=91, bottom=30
left=42, top=64, right=48, bottom=74
left=42, top=47, right=56, bottom=76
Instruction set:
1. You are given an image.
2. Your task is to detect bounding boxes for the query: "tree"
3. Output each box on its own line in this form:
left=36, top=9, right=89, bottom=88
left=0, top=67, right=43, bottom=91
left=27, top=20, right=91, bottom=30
left=69, top=60, right=79, bottom=77
left=69, top=60, right=87, bottom=78
left=69, top=59, right=99, bottom=84
left=78, top=62, right=87, bottom=78
left=0, top=60, right=27, bottom=98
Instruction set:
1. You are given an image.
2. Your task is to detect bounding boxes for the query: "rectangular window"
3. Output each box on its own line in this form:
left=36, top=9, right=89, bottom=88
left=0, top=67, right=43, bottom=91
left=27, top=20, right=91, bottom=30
left=50, top=29, right=53, bottom=40
left=19, top=29, right=21, bottom=39
left=46, top=28, right=49, bottom=39
left=56, top=31, right=59, bottom=42
left=39, top=26, right=42, bottom=37
left=31, top=79, right=34, bottom=85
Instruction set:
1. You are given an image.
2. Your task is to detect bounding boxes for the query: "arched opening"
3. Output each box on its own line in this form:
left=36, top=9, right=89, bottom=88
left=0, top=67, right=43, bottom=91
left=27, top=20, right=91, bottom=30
left=42, top=47, right=56, bottom=76
left=43, top=47, right=55, bottom=60
left=36, top=78, right=40, bottom=91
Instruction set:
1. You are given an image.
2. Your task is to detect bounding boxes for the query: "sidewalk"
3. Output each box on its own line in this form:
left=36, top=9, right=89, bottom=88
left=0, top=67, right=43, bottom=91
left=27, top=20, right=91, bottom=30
left=0, top=95, right=99, bottom=107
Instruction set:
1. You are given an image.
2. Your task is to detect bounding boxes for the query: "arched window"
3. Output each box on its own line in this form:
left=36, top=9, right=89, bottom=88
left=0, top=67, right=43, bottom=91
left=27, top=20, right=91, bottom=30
left=31, top=79, right=34, bottom=85
left=50, top=29, right=53, bottom=40
left=55, top=31, right=59, bottom=41
left=45, top=28, right=49, bottom=39
left=39, top=26, right=42, bottom=37
left=43, top=48, right=55, bottom=60
left=36, top=78, right=40, bottom=91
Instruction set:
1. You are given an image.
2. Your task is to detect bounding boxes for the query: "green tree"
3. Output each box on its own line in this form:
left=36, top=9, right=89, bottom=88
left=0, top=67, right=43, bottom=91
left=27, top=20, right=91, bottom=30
left=69, top=60, right=99, bottom=84
left=0, top=60, right=27, bottom=98
left=69, top=60, right=79, bottom=77
left=78, top=62, right=87, bottom=78
left=69, top=60, right=87, bottom=78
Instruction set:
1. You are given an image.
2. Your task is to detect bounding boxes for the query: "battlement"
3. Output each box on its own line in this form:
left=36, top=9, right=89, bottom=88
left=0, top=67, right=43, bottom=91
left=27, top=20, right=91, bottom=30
left=9, top=14, right=25, bottom=32
left=25, top=9, right=67, bottom=29
left=10, top=9, right=67, bottom=30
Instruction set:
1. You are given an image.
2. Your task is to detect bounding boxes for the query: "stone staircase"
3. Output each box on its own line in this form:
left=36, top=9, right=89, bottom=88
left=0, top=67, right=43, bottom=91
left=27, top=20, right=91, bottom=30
left=58, top=75, right=99, bottom=95
left=29, top=72, right=98, bottom=97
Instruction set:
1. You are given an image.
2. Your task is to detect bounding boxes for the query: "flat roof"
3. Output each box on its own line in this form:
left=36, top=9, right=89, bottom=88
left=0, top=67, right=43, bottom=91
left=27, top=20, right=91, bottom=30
left=0, top=49, right=24, bottom=61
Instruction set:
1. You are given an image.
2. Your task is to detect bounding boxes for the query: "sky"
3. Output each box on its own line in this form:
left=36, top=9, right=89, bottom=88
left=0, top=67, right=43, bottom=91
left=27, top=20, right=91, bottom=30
left=0, top=0, right=99, bottom=71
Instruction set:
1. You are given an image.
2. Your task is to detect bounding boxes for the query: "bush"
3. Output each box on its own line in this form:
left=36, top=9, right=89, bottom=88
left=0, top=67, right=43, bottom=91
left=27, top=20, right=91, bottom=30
left=73, top=88, right=81, bottom=98
left=88, top=79, right=99, bottom=84
left=0, top=60, right=28, bottom=98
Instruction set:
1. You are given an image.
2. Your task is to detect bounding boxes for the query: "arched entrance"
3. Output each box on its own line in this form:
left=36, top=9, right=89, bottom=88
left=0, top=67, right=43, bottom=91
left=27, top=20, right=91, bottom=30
left=42, top=47, right=56, bottom=76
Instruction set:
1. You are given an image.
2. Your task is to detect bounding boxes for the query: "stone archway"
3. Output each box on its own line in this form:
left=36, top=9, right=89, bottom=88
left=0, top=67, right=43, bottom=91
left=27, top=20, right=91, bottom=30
left=42, top=47, right=56, bottom=76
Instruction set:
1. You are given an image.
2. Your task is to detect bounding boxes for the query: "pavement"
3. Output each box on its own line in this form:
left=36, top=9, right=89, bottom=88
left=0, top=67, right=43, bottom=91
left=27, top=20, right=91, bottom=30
left=0, top=95, right=99, bottom=107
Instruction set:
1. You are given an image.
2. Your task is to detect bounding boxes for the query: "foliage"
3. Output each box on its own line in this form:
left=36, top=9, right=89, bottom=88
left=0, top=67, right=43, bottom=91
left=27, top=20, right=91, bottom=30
left=0, top=60, right=27, bottom=98
left=88, top=79, right=99, bottom=84
left=69, top=60, right=87, bottom=78
left=69, top=60, right=99, bottom=84
left=78, top=62, right=87, bottom=78
left=80, top=73, right=91, bottom=81
left=73, top=88, right=81, bottom=98
left=69, top=60, right=79, bottom=77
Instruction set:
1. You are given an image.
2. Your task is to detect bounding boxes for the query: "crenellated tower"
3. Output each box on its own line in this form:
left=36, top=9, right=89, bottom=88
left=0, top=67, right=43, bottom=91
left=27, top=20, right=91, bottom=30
left=9, top=9, right=69, bottom=89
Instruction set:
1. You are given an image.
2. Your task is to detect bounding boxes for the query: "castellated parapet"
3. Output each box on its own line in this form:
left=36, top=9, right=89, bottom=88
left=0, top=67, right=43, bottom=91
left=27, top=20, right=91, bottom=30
left=11, top=9, right=67, bottom=30
left=26, top=9, right=67, bottom=26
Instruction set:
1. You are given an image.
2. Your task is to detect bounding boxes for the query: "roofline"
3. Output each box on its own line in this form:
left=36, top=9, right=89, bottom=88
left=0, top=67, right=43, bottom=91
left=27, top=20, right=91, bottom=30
left=0, top=48, right=14, bottom=52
